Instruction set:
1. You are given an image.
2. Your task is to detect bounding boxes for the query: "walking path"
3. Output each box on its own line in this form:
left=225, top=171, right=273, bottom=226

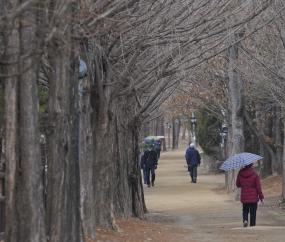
left=144, top=141, right=285, bottom=241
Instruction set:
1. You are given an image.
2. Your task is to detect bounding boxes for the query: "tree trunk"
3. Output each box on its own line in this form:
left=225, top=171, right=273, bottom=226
left=275, top=106, right=283, bottom=175
left=188, top=128, right=191, bottom=144
left=172, top=117, right=176, bottom=150
left=228, top=40, right=245, bottom=200
left=0, top=129, right=5, bottom=164
left=175, top=118, right=181, bottom=149
left=79, top=75, right=97, bottom=238
left=3, top=3, right=46, bottom=241
left=182, top=126, right=186, bottom=139
left=114, top=114, right=147, bottom=217
left=160, top=115, right=167, bottom=151
left=87, top=42, right=147, bottom=229
left=259, top=142, right=272, bottom=180
left=257, top=105, right=273, bottom=179
left=45, top=3, right=84, bottom=240
left=226, top=122, right=233, bottom=193
left=281, top=118, right=285, bottom=204
left=244, top=111, right=275, bottom=179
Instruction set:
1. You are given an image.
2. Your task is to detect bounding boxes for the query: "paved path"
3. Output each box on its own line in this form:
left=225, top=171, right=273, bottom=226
left=144, top=141, right=285, bottom=241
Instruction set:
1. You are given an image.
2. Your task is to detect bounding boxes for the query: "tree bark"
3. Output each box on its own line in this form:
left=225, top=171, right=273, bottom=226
left=259, top=142, right=272, bottom=180
left=175, top=117, right=181, bottom=149
left=182, top=126, right=186, bottom=139
left=45, top=3, right=84, bottom=240
left=3, top=12, right=20, bottom=240
left=3, top=2, right=46, bottom=241
left=188, top=127, right=191, bottom=144
left=172, top=117, right=176, bottom=150
left=226, top=122, right=234, bottom=193
left=244, top=111, right=274, bottom=179
left=257, top=106, right=272, bottom=180
left=228, top=39, right=245, bottom=200
left=275, top=106, right=283, bottom=174
left=281, top=118, right=285, bottom=204
left=79, top=75, right=97, bottom=238
left=160, top=115, right=167, bottom=151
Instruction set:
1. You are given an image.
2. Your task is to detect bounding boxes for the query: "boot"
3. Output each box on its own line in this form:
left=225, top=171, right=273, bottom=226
left=151, top=174, right=155, bottom=186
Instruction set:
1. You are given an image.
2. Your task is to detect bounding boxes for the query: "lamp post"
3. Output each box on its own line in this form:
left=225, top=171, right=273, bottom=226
left=166, top=121, right=172, bottom=149
left=78, top=59, right=87, bottom=171
left=220, top=124, right=228, bottom=160
left=190, top=113, right=197, bottom=148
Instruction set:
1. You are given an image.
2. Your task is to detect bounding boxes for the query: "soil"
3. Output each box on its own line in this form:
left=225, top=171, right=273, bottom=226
left=89, top=141, right=285, bottom=242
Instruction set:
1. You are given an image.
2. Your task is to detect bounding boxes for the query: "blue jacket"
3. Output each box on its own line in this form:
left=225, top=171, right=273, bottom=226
left=185, top=147, right=201, bottom=166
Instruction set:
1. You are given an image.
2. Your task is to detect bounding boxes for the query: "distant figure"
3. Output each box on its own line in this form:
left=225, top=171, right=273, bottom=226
left=143, top=144, right=158, bottom=187
left=140, top=153, right=146, bottom=184
left=236, top=163, right=264, bottom=227
left=185, top=143, right=201, bottom=183
left=154, top=140, right=162, bottom=159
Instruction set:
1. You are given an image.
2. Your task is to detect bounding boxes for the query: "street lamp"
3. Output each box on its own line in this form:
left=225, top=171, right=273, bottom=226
left=220, top=123, right=228, bottom=161
left=166, top=121, right=172, bottom=149
left=190, top=113, right=197, bottom=148
left=78, top=59, right=87, bottom=171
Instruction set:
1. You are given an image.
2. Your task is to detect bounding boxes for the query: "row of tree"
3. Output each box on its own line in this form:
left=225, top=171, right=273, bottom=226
left=169, top=0, right=285, bottom=202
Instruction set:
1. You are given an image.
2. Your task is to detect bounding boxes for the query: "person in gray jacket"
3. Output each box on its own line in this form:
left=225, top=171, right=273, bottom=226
left=185, top=143, right=201, bottom=183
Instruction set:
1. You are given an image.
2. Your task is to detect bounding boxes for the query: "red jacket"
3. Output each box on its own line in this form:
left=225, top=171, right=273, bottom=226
left=236, top=168, right=264, bottom=204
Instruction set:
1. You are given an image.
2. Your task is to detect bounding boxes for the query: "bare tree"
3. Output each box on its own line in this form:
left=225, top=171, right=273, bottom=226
left=1, top=0, right=46, bottom=240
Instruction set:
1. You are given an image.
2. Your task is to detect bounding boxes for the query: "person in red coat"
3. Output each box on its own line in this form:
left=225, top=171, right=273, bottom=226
left=236, top=163, right=264, bottom=227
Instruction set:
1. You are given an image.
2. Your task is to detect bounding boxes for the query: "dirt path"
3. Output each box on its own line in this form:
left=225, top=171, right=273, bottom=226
left=143, top=142, right=285, bottom=241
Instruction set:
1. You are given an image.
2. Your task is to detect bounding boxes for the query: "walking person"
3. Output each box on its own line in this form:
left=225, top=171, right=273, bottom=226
left=236, top=163, right=264, bottom=227
left=185, top=143, right=201, bottom=183
left=143, top=144, right=158, bottom=187
left=154, top=140, right=162, bottom=159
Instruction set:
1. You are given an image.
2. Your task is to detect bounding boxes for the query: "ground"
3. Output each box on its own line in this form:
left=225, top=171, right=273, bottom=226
left=89, top=140, right=285, bottom=242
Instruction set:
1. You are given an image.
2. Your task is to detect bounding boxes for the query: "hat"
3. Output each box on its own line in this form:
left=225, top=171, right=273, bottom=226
left=245, top=163, right=253, bottom=168
left=189, top=143, right=195, bottom=148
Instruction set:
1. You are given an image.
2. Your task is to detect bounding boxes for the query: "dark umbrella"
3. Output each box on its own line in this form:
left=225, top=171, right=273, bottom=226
left=143, top=139, right=153, bottom=143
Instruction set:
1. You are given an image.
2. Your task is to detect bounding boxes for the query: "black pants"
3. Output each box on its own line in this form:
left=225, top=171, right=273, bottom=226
left=188, top=165, right=197, bottom=178
left=145, top=166, right=155, bottom=185
left=243, top=202, right=257, bottom=226
left=156, top=149, right=160, bottom=159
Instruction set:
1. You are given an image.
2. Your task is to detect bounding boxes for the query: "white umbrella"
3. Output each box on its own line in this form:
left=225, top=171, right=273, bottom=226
left=219, top=153, right=263, bottom=171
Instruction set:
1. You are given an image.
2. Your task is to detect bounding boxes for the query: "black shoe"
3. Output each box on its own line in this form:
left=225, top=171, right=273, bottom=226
left=147, top=184, right=150, bottom=187
left=193, top=177, right=197, bottom=183
left=152, top=182, right=154, bottom=186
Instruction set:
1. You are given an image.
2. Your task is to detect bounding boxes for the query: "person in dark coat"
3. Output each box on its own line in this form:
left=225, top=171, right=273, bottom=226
left=140, top=153, right=147, bottom=184
left=143, top=144, right=158, bottom=187
left=154, top=140, right=162, bottom=159
left=185, top=143, right=201, bottom=183
left=236, top=163, right=264, bottom=227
